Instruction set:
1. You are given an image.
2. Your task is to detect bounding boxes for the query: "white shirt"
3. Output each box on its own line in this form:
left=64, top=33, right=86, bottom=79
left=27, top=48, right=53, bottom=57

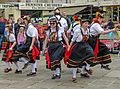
left=90, top=23, right=104, bottom=35
left=9, top=33, right=16, bottom=42
left=46, top=27, right=64, bottom=41
left=71, top=27, right=89, bottom=42
left=27, top=23, right=38, bottom=39
left=55, top=15, right=68, bottom=29
left=68, top=22, right=80, bottom=35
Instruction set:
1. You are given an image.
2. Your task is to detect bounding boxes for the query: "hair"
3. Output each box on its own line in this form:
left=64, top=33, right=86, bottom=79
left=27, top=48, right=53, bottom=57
left=81, top=19, right=89, bottom=25
left=54, top=8, right=61, bottom=15
left=23, top=16, right=31, bottom=23
left=92, top=18, right=99, bottom=23
left=49, top=17, right=59, bottom=35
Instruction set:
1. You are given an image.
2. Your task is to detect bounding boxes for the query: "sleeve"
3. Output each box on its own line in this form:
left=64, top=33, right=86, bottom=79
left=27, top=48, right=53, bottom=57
left=10, top=34, right=16, bottom=42
left=71, top=30, right=80, bottom=42
left=28, top=26, right=37, bottom=37
left=62, top=18, right=68, bottom=28
left=45, top=30, right=50, bottom=37
left=94, top=23, right=104, bottom=34
left=60, top=27, right=65, bottom=33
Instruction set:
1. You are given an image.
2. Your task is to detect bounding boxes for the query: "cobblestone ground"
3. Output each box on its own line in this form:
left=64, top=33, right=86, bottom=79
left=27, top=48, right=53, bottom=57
left=0, top=52, right=120, bottom=89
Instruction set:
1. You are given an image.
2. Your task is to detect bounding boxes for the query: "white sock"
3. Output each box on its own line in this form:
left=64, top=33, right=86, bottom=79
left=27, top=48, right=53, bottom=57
left=19, top=57, right=28, bottom=64
left=5, top=62, right=11, bottom=69
left=34, top=61, right=37, bottom=69
left=31, top=63, right=36, bottom=73
left=85, top=63, right=90, bottom=70
left=56, top=68, right=60, bottom=76
left=81, top=66, right=87, bottom=74
left=72, top=68, right=77, bottom=78
left=14, top=62, right=21, bottom=71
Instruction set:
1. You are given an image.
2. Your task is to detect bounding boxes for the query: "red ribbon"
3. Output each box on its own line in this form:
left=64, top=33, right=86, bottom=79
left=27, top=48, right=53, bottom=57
left=94, top=38, right=99, bottom=61
left=32, top=45, right=40, bottom=61
left=6, top=43, right=14, bottom=62
left=64, top=44, right=76, bottom=65
left=45, top=48, right=51, bottom=69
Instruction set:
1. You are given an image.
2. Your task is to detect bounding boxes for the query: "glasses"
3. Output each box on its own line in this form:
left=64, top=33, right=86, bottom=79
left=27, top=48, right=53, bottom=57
left=50, top=22, right=56, bottom=25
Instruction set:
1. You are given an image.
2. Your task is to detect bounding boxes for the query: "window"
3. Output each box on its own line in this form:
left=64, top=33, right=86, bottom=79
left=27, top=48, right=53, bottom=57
left=26, top=0, right=32, bottom=3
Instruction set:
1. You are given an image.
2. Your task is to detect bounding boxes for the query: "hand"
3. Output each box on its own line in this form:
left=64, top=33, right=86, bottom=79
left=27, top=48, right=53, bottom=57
left=67, top=46, right=71, bottom=51
left=9, top=47, right=13, bottom=50
left=110, top=28, right=116, bottom=32
left=43, top=48, right=47, bottom=55
left=29, top=45, right=33, bottom=51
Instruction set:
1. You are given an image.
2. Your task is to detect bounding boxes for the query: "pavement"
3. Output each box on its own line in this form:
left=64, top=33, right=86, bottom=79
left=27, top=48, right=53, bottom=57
left=0, top=52, right=120, bottom=89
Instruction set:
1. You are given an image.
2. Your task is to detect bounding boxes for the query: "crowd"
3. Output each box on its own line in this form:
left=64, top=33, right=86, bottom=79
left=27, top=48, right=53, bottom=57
left=0, top=7, right=117, bottom=83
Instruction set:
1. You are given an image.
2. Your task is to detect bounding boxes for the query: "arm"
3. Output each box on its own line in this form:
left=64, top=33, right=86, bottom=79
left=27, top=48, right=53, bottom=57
left=29, top=36, right=36, bottom=51
left=101, top=28, right=115, bottom=35
left=94, top=23, right=116, bottom=35
left=44, top=36, right=48, bottom=49
left=63, top=32, right=69, bottom=46
left=64, top=26, right=68, bottom=37
left=68, top=41, right=74, bottom=51
left=9, top=41, right=16, bottom=50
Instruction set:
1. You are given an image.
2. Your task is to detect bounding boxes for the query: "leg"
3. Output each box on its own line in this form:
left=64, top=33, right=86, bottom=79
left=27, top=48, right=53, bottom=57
left=72, top=68, right=77, bottom=83
left=19, top=57, right=29, bottom=69
left=0, top=35, right=3, bottom=52
left=27, top=63, right=36, bottom=76
left=81, top=65, right=90, bottom=78
left=14, top=62, right=22, bottom=74
left=4, top=62, right=12, bottom=73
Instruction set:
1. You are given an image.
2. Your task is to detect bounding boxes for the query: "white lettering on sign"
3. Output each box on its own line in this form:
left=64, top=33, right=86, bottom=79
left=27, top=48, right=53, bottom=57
left=19, top=3, right=66, bottom=10
left=0, top=4, right=11, bottom=9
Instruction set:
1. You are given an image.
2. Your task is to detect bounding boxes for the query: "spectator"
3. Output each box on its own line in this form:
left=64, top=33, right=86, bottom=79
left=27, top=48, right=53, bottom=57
left=0, top=16, right=7, bottom=52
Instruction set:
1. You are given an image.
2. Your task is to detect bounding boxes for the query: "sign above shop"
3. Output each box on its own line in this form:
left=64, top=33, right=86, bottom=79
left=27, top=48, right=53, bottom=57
left=19, top=3, right=67, bottom=10
left=0, top=4, right=12, bottom=9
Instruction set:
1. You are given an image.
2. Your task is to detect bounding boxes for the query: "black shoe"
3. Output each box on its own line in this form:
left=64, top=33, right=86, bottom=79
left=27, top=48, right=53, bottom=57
left=27, top=72, right=36, bottom=76
left=51, top=74, right=61, bottom=79
left=76, top=68, right=81, bottom=73
left=81, top=73, right=90, bottom=78
left=72, top=78, right=77, bottom=83
left=15, top=70, right=22, bottom=74
left=56, top=74, right=61, bottom=79
left=22, top=62, right=29, bottom=69
left=51, top=75, right=57, bottom=79
left=101, top=65, right=111, bottom=70
left=4, top=68, right=12, bottom=73
left=35, top=68, right=37, bottom=72
left=85, top=68, right=93, bottom=75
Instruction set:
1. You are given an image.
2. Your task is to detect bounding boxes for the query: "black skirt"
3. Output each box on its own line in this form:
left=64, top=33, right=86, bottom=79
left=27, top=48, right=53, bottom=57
left=14, top=35, right=40, bottom=63
left=67, top=42, right=94, bottom=68
left=87, top=36, right=112, bottom=66
left=48, top=42, right=65, bottom=70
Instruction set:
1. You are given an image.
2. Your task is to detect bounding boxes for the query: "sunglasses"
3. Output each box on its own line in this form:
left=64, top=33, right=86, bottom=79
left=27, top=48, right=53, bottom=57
left=50, top=22, right=56, bottom=25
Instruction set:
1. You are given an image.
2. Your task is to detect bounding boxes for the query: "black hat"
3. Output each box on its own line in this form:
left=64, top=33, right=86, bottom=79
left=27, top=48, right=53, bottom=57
left=81, top=19, right=90, bottom=24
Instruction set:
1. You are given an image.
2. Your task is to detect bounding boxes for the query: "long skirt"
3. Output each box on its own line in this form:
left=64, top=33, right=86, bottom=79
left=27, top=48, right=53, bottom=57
left=87, top=36, right=112, bottom=66
left=67, top=42, right=95, bottom=68
left=46, top=42, right=65, bottom=70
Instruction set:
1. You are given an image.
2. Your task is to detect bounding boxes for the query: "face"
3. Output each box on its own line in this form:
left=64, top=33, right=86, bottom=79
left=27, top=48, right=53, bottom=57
left=19, top=27, right=24, bottom=33
left=98, top=17, right=103, bottom=24
left=82, top=22, right=89, bottom=29
left=18, top=18, right=23, bottom=24
left=23, top=19, right=28, bottom=25
left=50, top=21, right=57, bottom=28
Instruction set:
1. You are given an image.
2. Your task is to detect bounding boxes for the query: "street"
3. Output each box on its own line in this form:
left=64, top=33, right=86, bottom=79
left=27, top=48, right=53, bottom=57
left=0, top=53, right=120, bottom=89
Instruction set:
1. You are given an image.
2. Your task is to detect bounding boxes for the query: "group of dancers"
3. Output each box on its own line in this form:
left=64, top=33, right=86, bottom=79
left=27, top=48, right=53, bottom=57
left=2, top=8, right=116, bottom=83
